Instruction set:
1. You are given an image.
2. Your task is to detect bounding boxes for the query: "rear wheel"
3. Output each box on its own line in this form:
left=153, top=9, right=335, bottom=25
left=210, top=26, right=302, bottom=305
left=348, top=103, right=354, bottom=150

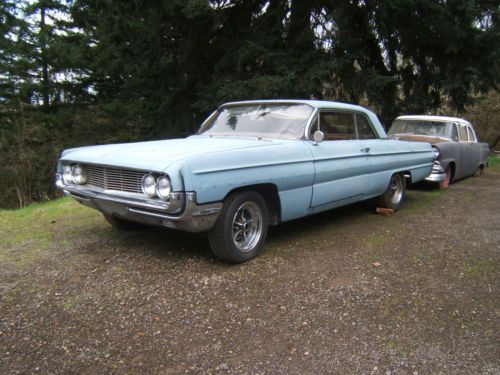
left=103, top=214, right=145, bottom=230
left=209, top=191, right=269, bottom=263
left=474, top=165, right=482, bottom=177
left=377, top=173, right=406, bottom=211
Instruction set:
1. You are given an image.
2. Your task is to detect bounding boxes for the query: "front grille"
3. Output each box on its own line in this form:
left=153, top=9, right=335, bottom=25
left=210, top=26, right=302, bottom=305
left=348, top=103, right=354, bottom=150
left=83, top=164, right=144, bottom=194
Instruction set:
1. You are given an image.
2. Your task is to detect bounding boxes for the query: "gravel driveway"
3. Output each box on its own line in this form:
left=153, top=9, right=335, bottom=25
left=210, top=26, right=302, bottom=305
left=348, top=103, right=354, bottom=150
left=1, top=166, right=499, bottom=374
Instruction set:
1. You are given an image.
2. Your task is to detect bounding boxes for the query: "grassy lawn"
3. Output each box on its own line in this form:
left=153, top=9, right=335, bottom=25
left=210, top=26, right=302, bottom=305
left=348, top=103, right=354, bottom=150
left=489, top=154, right=500, bottom=166
left=0, top=198, right=100, bottom=268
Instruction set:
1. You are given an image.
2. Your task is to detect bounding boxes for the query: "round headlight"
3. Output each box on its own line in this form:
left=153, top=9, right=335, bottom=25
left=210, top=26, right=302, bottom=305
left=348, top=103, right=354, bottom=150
left=63, top=164, right=72, bottom=184
left=142, top=174, right=157, bottom=198
left=71, top=165, right=87, bottom=184
left=156, top=176, right=171, bottom=199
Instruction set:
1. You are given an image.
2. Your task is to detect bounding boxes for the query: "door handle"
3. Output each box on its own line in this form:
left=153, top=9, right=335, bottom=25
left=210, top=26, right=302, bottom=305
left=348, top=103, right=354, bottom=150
left=360, top=148, right=370, bottom=153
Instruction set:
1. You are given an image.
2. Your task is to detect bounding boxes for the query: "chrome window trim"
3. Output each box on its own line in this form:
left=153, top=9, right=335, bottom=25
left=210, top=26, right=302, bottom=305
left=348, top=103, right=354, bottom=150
left=197, top=110, right=219, bottom=134
left=456, top=123, right=468, bottom=142
left=304, top=108, right=319, bottom=140
left=306, top=109, right=379, bottom=141
left=466, top=126, right=477, bottom=143
left=199, top=102, right=316, bottom=140
left=354, top=112, right=378, bottom=139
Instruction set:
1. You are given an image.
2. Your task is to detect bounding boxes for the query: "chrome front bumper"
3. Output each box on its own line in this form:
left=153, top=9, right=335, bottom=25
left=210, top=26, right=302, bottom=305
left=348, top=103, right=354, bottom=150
left=55, top=174, right=222, bottom=232
left=425, top=161, right=446, bottom=182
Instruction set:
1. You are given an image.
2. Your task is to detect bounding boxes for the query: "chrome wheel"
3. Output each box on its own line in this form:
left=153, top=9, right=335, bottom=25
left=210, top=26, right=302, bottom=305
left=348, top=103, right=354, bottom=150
left=209, top=191, right=269, bottom=263
left=232, top=201, right=263, bottom=252
left=389, top=175, right=404, bottom=206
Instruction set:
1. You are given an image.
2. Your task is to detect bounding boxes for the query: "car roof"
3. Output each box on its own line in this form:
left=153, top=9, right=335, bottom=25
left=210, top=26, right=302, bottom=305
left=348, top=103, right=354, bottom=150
left=221, top=99, right=373, bottom=114
left=395, top=115, right=471, bottom=125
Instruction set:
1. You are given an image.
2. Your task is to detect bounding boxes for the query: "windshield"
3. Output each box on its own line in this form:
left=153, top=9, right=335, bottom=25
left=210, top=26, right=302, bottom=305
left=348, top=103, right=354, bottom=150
left=199, top=104, right=314, bottom=140
left=388, top=120, right=450, bottom=137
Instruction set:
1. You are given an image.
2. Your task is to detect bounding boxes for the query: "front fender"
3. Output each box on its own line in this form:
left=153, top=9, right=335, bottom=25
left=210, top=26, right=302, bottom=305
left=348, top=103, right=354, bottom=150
left=162, top=162, right=185, bottom=192
left=181, top=141, right=315, bottom=206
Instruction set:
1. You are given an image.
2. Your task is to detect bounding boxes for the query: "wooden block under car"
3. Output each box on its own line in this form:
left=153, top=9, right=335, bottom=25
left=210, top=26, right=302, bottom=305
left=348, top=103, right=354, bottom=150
left=376, top=207, right=394, bottom=216
left=440, top=179, right=449, bottom=189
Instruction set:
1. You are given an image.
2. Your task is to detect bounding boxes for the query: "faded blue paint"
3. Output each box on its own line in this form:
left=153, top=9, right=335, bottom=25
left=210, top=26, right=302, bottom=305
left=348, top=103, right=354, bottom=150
left=58, top=100, right=435, bottom=224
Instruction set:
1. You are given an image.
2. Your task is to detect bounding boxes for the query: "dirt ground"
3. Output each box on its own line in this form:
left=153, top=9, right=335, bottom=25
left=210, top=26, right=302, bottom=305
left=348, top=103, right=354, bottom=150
left=1, top=165, right=499, bottom=374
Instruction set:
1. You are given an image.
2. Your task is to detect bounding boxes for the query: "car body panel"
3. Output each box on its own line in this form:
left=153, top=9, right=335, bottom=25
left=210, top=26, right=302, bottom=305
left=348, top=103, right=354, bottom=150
left=56, top=100, right=435, bottom=233
left=389, top=116, right=489, bottom=183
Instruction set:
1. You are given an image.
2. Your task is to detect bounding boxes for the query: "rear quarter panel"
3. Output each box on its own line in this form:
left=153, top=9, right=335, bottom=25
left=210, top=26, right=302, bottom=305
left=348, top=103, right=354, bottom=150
left=367, top=139, right=434, bottom=196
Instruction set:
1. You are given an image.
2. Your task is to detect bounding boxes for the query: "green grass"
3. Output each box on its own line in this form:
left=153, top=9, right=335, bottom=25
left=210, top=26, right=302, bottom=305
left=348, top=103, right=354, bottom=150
left=362, top=233, right=389, bottom=249
left=462, top=258, right=498, bottom=278
left=488, top=155, right=500, bottom=166
left=0, top=197, right=99, bottom=268
left=403, top=188, right=446, bottom=214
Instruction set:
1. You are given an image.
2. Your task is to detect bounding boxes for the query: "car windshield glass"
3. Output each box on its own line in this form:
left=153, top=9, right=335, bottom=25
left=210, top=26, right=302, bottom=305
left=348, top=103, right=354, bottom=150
left=199, top=104, right=313, bottom=140
left=388, top=120, right=449, bottom=137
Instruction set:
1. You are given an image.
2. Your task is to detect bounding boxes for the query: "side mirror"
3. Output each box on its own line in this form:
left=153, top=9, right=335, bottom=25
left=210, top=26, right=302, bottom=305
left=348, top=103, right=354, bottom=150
left=313, top=130, right=324, bottom=144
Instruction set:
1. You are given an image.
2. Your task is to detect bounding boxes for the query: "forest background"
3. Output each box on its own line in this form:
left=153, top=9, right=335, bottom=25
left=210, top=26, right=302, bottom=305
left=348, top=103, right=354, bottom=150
left=0, top=0, right=499, bottom=208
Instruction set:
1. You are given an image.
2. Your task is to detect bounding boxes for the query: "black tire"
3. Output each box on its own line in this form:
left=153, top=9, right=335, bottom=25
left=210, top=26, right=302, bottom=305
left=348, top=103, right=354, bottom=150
left=103, top=214, right=145, bottom=230
left=473, top=166, right=482, bottom=177
left=208, top=191, right=269, bottom=263
left=377, top=173, right=406, bottom=211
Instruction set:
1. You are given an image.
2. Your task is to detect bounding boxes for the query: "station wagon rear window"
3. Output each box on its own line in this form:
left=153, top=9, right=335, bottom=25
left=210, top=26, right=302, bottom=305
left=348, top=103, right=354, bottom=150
left=200, top=104, right=313, bottom=140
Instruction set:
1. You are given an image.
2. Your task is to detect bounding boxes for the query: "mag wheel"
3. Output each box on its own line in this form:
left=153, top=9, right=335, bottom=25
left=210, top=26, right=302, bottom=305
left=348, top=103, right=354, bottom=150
left=209, top=191, right=269, bottom=263
left=377, top=173, right=406, bottom=211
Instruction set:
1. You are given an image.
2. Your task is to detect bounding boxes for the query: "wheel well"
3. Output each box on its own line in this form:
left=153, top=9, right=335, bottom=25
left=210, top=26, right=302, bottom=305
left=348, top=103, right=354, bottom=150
left=402, top=171, right=412, bottom=185
left=447, top=161, right=456, bottom=181
left=226, top=184, right=281, bottom=225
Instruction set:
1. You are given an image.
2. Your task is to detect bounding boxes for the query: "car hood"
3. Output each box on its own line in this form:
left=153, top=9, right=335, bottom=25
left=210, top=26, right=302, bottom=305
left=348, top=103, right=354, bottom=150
left=60, top=135, right=287, bottom=171
left=390, top=134, right=450, bottom=144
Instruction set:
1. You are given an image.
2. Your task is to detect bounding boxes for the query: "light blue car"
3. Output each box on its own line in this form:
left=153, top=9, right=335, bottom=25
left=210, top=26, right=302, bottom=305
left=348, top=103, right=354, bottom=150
left=56, top=100, right=434, bottom=262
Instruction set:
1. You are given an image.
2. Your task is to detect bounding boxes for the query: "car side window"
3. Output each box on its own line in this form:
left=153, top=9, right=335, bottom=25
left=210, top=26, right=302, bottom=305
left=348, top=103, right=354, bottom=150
left=450, top=124, right=459, bottom=141
left=458, top=124, right=468, bottom=142
left=320, top=112, right=356, bottom=140
left=355, top=114, right=377, bottom=139
left=467, top=127, right=476, bottom=142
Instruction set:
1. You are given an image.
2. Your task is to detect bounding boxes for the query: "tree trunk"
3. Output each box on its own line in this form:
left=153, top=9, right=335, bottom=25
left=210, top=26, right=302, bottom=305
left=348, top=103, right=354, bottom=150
left=40, top=5, right=50, bottom=112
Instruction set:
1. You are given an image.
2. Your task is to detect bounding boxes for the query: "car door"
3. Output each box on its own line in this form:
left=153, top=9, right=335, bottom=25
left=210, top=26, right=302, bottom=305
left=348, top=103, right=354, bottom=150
left=308, top=110, right=372, bottom=207
left=456, top=123, right=474, bottom=178
left=466, top=126, right=481, bottom=175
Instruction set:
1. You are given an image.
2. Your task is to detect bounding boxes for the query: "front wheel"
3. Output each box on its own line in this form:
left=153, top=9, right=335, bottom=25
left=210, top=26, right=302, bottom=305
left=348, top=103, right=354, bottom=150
left=377, top=173, right=406, bottom=211
left=209, top=191, right=269, bottom=263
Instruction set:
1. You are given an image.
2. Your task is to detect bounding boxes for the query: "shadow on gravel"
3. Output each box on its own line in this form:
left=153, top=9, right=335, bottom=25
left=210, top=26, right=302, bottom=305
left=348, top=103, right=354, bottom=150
left=87, top=182, right=445, bottom=262
left=83, top=200, right=377, bottom=264
left=89, top=224, right=215, bottom=262
left=267, top=199, right=376, bottom=242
